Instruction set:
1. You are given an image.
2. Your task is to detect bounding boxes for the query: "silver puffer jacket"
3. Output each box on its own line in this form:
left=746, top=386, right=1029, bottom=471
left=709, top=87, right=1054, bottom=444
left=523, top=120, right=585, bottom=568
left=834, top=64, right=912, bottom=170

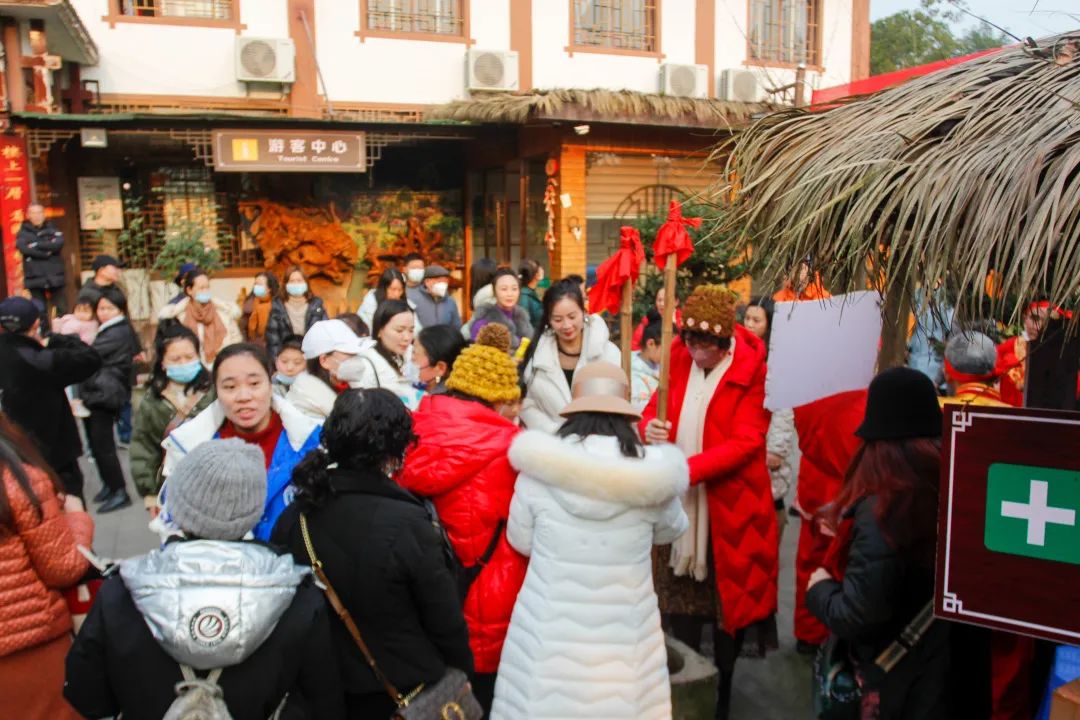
left=120, top=540, right=309, bottom=671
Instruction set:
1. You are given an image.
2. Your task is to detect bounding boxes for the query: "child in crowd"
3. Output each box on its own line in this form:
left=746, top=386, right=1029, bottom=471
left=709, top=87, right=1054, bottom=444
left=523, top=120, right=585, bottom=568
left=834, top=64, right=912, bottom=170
left=272, top=334, right=306, bottom=397
left=51, top=291, right=99, bottom=419
left=630, top=309, right=664, bottom=412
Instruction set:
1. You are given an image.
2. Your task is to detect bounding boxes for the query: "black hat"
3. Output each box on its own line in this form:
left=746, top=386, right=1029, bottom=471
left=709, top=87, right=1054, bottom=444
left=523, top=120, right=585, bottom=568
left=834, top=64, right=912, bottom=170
left=424, top=265, right=450, bottom=279
left=0, top=296, right=39, bottom=333
left=855, top=366, right=942, bottom=441
left=91, top=254, right=123, bottom=271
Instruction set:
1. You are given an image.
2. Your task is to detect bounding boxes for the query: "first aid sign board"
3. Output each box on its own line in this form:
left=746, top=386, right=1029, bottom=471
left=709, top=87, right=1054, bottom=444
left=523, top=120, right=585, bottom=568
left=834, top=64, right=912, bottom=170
left=937, top=404, right=1080, bottom=644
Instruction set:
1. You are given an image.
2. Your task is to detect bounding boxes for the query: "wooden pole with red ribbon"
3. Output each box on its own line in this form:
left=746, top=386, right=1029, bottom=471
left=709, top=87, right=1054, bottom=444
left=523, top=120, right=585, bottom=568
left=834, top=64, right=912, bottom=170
left=653, top=201, right=700, bottom=423
left=587, top=226, right=646, bottom=380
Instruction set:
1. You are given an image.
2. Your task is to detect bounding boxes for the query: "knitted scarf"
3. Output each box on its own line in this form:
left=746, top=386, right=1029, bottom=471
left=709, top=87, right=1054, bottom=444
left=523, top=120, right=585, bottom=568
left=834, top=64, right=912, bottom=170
left=184, top=299, right=227, bottom=364
left=247, top=294, right=273, bottom=343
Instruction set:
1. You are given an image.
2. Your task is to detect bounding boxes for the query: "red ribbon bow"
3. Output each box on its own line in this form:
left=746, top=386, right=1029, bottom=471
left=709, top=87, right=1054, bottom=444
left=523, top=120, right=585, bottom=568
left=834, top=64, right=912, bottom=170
left=653, top=200, right=700, bottom=270
left=588, top=226, right=646, bottom=316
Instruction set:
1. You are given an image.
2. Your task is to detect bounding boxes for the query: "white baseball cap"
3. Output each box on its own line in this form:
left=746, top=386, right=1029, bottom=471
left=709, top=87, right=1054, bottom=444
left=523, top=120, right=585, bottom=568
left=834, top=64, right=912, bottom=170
left=301, top=319, right=365, bottom=359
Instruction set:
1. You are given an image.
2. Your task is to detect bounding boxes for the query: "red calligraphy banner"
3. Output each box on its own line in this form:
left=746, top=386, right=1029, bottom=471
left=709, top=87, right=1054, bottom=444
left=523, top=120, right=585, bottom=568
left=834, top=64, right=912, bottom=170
left=0, top=135, right=29, bottom=296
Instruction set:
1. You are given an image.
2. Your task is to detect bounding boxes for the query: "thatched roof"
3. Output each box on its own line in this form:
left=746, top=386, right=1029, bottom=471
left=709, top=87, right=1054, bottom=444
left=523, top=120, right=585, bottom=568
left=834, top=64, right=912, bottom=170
left=427, top=88, right=771, bottom=129
left=712, top=33, right=1080, bottom=325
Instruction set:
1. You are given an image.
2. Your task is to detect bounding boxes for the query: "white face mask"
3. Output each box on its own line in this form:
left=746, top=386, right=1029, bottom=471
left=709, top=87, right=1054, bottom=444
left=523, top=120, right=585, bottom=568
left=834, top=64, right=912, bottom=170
left=407, top=268, right=425, bottom=284
left=431, top=281, right=449, bottom=299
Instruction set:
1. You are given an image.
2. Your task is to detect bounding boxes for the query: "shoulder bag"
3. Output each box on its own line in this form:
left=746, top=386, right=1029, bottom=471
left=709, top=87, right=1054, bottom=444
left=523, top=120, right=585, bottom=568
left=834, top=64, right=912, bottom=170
left=300, top=514, right=481, bottom=720
left=813, top=600, right=935, bottom=720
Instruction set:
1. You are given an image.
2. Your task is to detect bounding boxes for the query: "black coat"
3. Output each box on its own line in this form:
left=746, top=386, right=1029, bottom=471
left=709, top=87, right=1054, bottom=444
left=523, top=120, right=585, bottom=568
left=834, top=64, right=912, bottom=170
left=272, top=468, right=473, bottom=699
left=64, top=546, right=345, bottom=720
left=0, top=331, right=100, bottom=469
left=806, top=496, right=950, bottom=720
left=265, top=297, right=327, bottom=358
left=80, top=319, right=137, bottom=413
left=16, top=220, right=64, bottom=289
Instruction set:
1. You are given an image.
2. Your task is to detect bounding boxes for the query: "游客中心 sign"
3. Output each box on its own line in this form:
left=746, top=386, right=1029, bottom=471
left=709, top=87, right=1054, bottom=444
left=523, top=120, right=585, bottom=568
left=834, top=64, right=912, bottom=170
left=937, top=404, right=1080, bottom=644
left=213, top=130, right=365, bottom=173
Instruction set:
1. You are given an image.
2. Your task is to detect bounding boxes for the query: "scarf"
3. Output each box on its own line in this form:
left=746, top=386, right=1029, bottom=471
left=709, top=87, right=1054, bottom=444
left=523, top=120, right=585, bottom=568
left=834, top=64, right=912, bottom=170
left=184, top=298, right=228, bottom=364
left=247, top=294, right=273, bottom=342
left=670, top=338, right=736, bottom=582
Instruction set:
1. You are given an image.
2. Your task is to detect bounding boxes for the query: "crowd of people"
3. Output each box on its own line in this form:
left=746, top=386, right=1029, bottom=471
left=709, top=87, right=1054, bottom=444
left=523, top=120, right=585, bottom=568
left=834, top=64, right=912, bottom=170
left=0, top=228, right=1065, bottom=720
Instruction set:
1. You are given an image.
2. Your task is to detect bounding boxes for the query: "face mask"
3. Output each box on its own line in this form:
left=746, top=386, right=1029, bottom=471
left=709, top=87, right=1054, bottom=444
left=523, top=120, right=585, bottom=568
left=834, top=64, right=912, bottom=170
left=274, top=372, right=297, bottom=386
left=431, top=281, right=449, bottom=299
left=252, top=285, right=268, bottom=298
left=194, top=292, right=212, bottom=305
left=286, top=282, right=308, bottom=297
left=407, top=269, right=425, bottom=284
left=165, top=360, right=203, bottom=384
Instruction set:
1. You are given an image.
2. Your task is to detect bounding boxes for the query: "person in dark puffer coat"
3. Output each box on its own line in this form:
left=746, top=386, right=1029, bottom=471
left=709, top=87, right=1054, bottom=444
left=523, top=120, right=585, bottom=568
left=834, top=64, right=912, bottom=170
left=806, top=367, right=951, bottom=720
left=273, top=389, right=473, bottom=719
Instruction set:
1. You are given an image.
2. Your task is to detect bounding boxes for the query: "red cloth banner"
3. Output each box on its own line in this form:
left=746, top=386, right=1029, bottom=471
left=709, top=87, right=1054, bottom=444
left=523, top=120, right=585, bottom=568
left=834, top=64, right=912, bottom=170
left=588, top=226, right=645, bottom=316
left=652, top=200, right=700, bottom=270
left=0, top=135, right=29, bottom=296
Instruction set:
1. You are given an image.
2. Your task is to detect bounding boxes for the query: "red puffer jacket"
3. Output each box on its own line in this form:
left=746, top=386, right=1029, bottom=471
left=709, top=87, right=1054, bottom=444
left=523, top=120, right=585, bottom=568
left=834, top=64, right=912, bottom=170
left=640, top=326, right=778, bottom=635
left=0, top=464, right=93, bottom=657
left=400, top=394, right=527, bottom=674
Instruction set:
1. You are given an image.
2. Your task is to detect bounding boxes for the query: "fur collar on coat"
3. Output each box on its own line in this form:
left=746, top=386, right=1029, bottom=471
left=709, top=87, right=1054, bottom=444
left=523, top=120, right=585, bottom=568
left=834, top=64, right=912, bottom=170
left=509, top=430, right=689, bottom=508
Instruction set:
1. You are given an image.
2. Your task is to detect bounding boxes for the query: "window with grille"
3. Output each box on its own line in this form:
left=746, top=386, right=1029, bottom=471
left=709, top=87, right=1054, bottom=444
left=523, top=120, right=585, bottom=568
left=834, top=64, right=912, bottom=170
left=119, top=0, right=234, bottom=20
left=365, top=0, right=465, bottom=36
left=749, top=0, right=821, bottom=66
left=572, top=0, right=658, bottom=53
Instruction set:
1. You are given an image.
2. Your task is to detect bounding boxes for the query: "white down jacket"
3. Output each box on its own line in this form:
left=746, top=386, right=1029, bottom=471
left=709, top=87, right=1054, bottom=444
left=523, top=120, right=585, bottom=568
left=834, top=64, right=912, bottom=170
left=491, top=431, right=690, bottom=720
left=519, top=316, right=621, bottom=434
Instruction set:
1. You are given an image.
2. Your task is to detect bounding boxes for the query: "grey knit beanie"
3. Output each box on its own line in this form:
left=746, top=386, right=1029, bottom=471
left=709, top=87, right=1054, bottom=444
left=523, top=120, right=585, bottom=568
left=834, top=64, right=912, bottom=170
left=944, top=331, right=998, bottom=379
left=168, top=439, right=267, bottom=540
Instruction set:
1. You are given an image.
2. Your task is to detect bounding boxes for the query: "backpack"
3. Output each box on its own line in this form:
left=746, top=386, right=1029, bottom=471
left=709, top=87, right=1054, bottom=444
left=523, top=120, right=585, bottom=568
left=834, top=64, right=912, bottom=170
left=162, top=666, right=232, bottom=720
left=163, top=665, right=288, bottom=720
left=423, top=498, right=504, bottom=604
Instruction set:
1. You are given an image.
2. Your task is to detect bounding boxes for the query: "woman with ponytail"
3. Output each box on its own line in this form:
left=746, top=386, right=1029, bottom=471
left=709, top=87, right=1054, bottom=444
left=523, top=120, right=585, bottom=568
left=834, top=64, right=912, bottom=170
left=273, top=389, right=472, bottom=718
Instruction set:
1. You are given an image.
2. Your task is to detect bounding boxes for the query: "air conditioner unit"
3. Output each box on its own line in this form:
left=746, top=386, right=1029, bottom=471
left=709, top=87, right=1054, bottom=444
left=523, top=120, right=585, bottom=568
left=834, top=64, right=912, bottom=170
left=235, top=37, right=296, bottom=83
left=466, top=49, right=519, bottom=92
left=718, top=69, right=766, bottom=103
left=660, top=63, right=708, bottom=98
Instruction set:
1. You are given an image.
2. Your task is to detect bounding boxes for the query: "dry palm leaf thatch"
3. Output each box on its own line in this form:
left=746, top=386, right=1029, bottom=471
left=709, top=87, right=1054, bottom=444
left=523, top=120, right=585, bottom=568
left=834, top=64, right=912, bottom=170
left=709, top=33, right=1080, bottom=328
left=428, top=88, right=770, bottom=127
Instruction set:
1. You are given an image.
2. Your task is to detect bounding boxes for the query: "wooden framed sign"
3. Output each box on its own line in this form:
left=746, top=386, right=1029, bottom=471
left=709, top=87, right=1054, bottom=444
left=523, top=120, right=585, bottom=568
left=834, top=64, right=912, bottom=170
left=213, top=130, right=365, bottom=173
left=937, top=403, right=1080, bottom=644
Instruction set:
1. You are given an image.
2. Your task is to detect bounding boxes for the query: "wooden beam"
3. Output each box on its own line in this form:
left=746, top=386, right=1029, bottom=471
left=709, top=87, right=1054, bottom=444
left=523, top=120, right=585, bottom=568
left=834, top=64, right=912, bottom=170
left=287, top=0, right=321, bottom=118
left=552, top=144, right=586, bottom=280
left=695, top=0, right=716, bottom=97
left=510, top=0, right=532, bottom=91
left=850, top=0, right=871, bottom=81
left=2, top=19, right=25, bottom=113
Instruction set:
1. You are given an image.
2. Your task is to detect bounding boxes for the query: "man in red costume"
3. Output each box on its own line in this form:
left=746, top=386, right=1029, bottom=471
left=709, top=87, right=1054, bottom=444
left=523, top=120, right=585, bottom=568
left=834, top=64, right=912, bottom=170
left=791, top=389, right=867, bottom=653
left=641, top=284, right=778, bottom=720
left=996, top=301, right=1050, bottom=407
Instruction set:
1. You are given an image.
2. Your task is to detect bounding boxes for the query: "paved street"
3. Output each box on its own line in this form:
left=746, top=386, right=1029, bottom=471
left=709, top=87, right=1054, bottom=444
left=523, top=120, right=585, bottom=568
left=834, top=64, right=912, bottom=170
left=85, top=445, right=813, bottom=720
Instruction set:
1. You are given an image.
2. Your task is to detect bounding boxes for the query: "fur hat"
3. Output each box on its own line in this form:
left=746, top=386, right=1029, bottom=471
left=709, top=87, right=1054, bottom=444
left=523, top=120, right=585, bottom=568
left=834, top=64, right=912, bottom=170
left=681, top=285, right=738, bottom=338
left=445, top=324, right=521, bottom=405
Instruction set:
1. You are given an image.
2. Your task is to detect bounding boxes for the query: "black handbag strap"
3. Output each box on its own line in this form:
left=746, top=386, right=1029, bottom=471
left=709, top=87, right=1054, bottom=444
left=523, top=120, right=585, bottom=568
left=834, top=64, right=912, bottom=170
left=873, top=600, right=935, bottom=673
left=300, top=514, right=424, bottom=709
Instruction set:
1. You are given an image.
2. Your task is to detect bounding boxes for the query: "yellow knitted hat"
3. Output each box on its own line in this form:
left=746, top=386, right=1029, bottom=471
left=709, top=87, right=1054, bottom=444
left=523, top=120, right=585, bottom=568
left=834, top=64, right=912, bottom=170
left=446, top=324, right=522, bottom=405
left=682, top=285, right=738, bottom=338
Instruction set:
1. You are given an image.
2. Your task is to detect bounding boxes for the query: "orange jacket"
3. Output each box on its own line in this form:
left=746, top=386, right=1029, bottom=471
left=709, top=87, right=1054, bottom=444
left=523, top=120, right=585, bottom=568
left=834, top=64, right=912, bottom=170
left=0, top=465, right=93, bottom=657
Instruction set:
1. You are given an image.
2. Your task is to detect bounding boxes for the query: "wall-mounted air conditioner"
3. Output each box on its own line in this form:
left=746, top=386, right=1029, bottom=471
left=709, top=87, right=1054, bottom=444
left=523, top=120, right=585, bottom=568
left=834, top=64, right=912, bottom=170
left=235, top=37, right=296, bottom=83
left=718, top=68, right=766, bottom=102
left=466, top=49, right=519, bottom=92
left=660, top=63, right=709, bottom=98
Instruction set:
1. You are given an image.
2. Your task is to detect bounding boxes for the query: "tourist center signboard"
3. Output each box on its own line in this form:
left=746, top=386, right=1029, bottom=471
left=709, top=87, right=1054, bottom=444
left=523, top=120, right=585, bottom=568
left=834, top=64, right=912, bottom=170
left=213, top=130, right=366, bottom=172
left=937, top=404, right=1080, bottom=644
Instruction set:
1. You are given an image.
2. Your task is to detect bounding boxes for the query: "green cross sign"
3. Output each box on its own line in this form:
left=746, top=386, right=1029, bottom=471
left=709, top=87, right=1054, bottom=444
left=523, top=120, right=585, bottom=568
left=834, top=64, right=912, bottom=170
left=985, top=463, right=1080, bottom=565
